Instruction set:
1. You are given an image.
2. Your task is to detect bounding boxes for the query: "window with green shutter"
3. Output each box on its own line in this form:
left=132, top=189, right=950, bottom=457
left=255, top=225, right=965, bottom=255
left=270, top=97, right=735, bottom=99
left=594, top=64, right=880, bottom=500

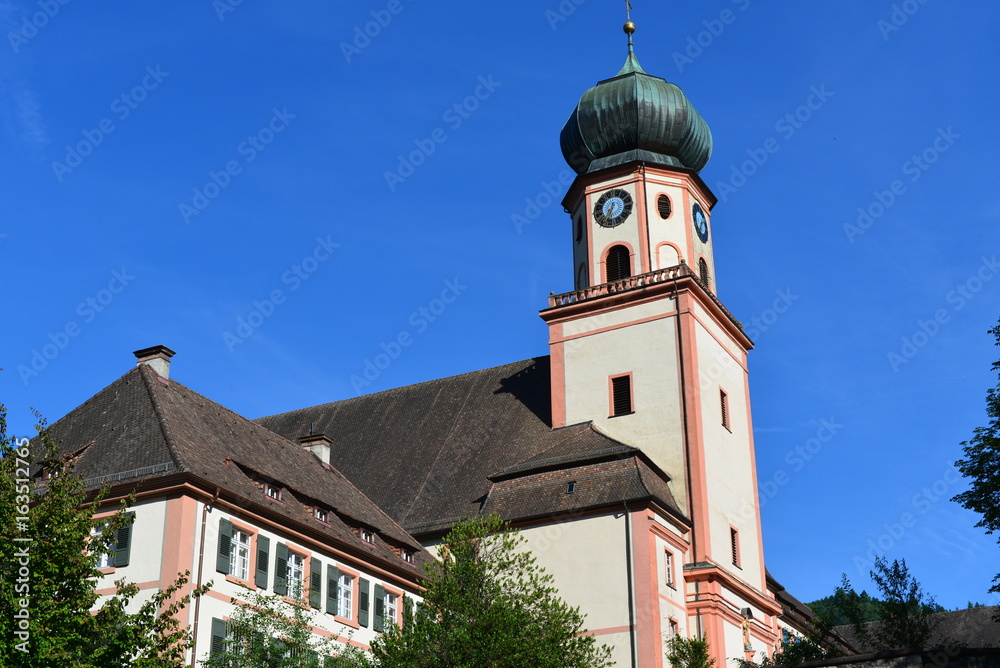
left=255, top=535, right=270, bottom=589
left=216, top=518, right=233, bottom=575
left=326, top=564, right=340, bottom=616
left=373, top=583, right=386, bottom=632
left=358, top=578, right=370, bottom=627
left=114, top=512, right=135, bottom=568
left=274, top=542, right=289, bottom=596
left=309, top=557, right=322, bottom=609
left=210, top=618, right=227, bottom=656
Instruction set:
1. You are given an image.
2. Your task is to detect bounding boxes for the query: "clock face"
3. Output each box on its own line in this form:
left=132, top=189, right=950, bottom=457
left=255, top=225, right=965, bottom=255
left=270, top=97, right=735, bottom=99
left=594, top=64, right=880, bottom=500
left=593, top=189, right=633, bottom=228
left=692, top=202, right=709, bottom=242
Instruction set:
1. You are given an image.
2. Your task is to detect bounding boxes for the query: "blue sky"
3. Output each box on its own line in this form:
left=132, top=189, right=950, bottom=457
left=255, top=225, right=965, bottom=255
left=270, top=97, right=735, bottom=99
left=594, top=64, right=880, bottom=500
left=2, top=1, right=998, bottom=610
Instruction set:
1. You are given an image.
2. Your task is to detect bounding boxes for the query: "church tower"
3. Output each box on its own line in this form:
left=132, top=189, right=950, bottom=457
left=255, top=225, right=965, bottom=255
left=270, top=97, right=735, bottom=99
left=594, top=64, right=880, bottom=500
left=541, top=19, right=781, bottom=664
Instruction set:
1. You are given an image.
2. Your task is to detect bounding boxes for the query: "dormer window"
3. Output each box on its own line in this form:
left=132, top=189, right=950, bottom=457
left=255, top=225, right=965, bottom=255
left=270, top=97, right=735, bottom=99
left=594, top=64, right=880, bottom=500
left=265, top=484, right=281, bottom=501
left=361, top=529, right=374, bottom=544
left=402, top=550, right=413, bottom=564
left=314, top=507, right=328, bottom=522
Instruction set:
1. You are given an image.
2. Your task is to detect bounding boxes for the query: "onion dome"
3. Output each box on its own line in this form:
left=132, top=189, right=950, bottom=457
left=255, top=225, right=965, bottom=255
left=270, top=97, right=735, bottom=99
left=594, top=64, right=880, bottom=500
left=560, top=24, right=713, bottom=175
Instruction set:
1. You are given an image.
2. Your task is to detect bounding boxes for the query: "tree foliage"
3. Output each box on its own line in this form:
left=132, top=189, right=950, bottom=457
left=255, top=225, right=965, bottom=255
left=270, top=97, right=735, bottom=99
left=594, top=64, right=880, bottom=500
left=953, top=318, right=1000, bottom=595
left=334, top=514, right=613, bottom=668
left=202, top=586, right=342, bottom=668
left=756, top=617, right=844, bottom=666
left=0, top=405, right=205, bottom=667
left=665, top=635, right=715, bottom=668
left=835, top=557, right=943, bottom=653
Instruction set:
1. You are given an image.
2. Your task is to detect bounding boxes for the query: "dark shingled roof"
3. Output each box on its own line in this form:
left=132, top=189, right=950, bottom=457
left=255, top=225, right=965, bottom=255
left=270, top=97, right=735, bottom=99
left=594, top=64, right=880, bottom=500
left=835, top=607, right=1000, bottom=651
left=39, top=364, right=429, bottom=569
left=257, top=357, right=684, bottom=535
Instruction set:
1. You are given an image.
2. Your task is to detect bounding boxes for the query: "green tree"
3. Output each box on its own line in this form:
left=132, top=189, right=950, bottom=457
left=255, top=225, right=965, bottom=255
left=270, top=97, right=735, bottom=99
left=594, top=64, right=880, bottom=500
left=202, top=586, right=343, bottom=667
left=756, top=617, right=844, bottom=666
left=665, top=635, right=716, bottom=668
left=335, top=514, right=613, bottom=668
left=837, top=557, right=943, bottom=652
left=0, top=406, right=206, bottom=667
left=953, top=318, right=1000, bottom=597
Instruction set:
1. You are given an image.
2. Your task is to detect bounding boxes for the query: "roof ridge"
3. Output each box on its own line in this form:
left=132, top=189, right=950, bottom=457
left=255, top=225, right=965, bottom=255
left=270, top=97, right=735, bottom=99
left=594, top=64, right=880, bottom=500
left=136, top=365, right=188, bottom=472
left=256, top=356, right=548, bottom=423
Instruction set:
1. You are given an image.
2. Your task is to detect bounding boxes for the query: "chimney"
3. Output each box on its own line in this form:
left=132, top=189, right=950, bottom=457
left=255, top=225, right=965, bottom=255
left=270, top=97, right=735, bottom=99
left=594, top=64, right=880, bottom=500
left=298, top=434, right=332, bottom=466
left=133, top=345, right=176, bottom=379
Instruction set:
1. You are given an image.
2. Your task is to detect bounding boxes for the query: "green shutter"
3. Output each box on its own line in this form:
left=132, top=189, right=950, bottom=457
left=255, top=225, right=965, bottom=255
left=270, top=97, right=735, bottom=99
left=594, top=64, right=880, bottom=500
left=255, top=535, right=270, bottom=589
left=216, top=518, right=233, bottom=574
left=114, top=512, right=135, bottom=568
left=358, top=578, right=370, bottom=627
left=326, top=564, right=340, bottom=615
left=274, top=542, right=289, bottom=596
left=210, top=617, right=227, bottom=656
left=309, top=557, right=322, bottom=609
left=403, top=594, right=413, bottom=625
left=373, top=583, right=385, bottom=632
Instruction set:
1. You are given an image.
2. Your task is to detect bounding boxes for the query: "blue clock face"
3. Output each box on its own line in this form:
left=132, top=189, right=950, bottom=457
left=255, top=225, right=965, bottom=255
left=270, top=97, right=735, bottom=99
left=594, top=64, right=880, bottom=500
left=594, top=189, right=633, bottom=228
left=692, top=203, right=709, bottom=242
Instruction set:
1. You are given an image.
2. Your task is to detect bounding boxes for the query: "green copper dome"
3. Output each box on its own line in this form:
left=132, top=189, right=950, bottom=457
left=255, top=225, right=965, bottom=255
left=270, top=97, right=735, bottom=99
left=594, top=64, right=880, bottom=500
left=560, top=45, right=713, bottom=175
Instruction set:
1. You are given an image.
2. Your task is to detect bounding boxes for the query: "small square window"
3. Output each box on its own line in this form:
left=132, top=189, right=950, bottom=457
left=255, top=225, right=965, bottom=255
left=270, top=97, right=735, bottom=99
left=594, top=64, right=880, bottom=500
left=566, top=481, right=576, bottom=494
left=314, top=508, right=328, bottom=522
left=402, top=550, right=413, bottom=564
left=361, top=530, right=374, bottom=544
left=265, top=484, right=281, bottom=501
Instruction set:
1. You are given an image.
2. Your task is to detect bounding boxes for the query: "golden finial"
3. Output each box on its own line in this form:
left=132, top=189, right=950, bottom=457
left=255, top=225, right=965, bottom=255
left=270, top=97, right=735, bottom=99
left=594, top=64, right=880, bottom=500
left=624, top=21, right=636, bottom=35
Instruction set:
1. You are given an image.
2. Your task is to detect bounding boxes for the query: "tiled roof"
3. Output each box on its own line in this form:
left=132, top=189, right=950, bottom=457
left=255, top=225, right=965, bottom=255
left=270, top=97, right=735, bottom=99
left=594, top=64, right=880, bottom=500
left=835, top=607, right=1000, bottom=651
left=257, top=357, right=684, bottom=535
left=39, top=364, right=428, bottom=569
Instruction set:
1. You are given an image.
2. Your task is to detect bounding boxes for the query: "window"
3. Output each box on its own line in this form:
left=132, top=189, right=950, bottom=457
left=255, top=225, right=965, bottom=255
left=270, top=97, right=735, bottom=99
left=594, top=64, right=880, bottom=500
left=611, top=374, right=633, bottom=417
left=605, top=245, right=632, bottom=282
left=730, top=527, right=741, bottom=568
left=91, top=523, right=114, bottom=569
left=698, top=257, right=710, bottom=287
left=230, top=529, right=252, bottom=581
left=657, top=194, right=672, bottom=219
left=265, top=484, right=281, bottom=501
left=314, top=507, right=328, bottom=522
left=384, top=591, right=399, bottom=627
left=402, top=550, right=413, bottom=564
left=361, top=529, right=374, bottom=544
left=338, top=573, right=354, bottom=619
left=720, top=390, right=730, bottom=430
left=566, top=481, right=576, bottom=494
left=287, top=551, right=305, bottom=596
left=664, top=550, right=675, bottom=588
left=669, top=619, right=680, bottom=638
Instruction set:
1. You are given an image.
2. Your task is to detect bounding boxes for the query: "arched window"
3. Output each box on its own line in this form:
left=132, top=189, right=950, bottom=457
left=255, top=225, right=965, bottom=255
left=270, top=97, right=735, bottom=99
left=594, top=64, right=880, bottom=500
left=606, top=245, right=631, bottom=282
left=657, top=194, right=672, bottom=219
left=698, top=257, right=710, bottom=287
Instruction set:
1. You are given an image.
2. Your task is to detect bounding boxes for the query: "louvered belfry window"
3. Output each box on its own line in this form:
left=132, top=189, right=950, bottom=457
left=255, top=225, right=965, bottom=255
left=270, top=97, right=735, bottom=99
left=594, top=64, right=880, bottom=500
left=730, top=528, right=740, bottom=567
left=657, top=194, right=672, bottom=219
left=611, top=375, right=632, bottom=416
left=720, top=390, right=730, bottom=430
left=606, top=245, right=631, bottom=282
left=698, top=257, right=710, bottom=287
